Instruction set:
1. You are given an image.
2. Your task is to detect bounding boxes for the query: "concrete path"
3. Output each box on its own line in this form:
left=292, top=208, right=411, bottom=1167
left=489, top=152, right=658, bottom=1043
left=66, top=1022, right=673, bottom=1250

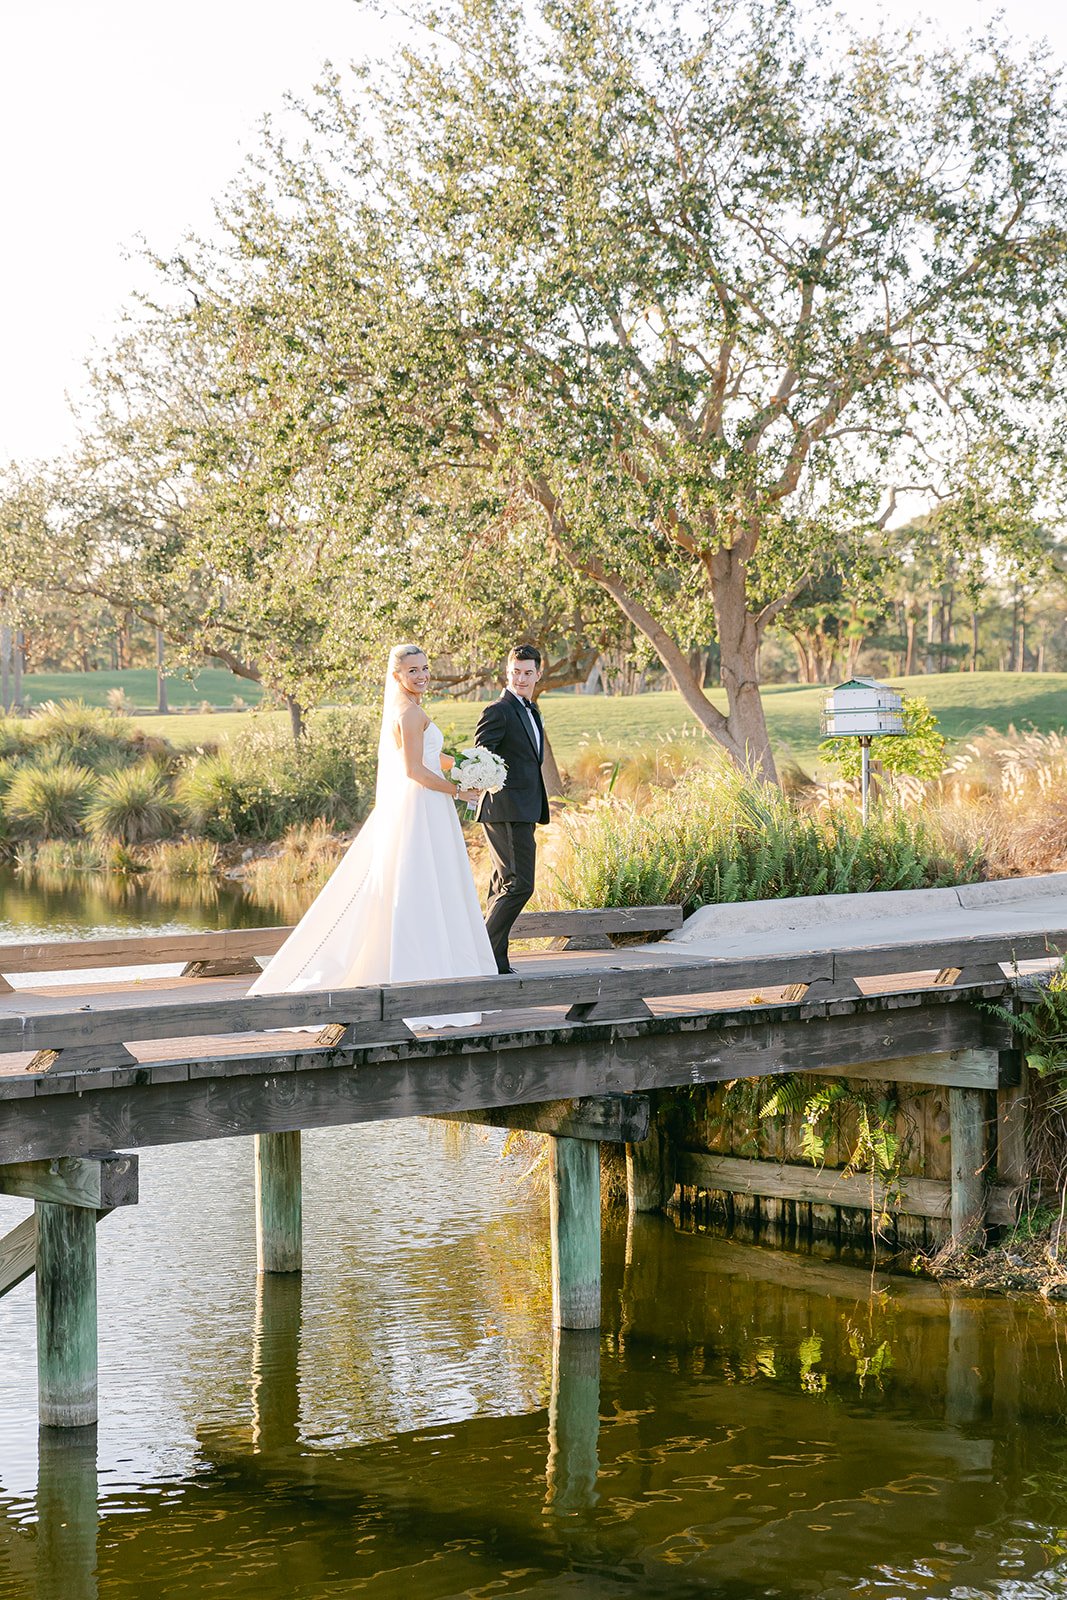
left=666, top=871, right=1067, bottom=964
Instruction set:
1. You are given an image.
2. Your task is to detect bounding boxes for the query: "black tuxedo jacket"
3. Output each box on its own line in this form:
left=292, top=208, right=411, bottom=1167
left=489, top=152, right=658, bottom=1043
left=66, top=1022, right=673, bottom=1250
left=473, top=690, right=550, bottom=826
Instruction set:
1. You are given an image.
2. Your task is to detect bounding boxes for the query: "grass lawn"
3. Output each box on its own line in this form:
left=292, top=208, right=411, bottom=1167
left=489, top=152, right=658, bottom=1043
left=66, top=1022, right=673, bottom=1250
left=433, top=671, right=1067, bottom=772
left=19, top=666, right=264, bottom=713
left=15, top=667, right=1067, bottom=769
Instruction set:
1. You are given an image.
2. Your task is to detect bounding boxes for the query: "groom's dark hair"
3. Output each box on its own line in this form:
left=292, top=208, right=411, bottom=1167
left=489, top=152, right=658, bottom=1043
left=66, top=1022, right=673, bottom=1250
left=508, top=643, right=542, bottom=668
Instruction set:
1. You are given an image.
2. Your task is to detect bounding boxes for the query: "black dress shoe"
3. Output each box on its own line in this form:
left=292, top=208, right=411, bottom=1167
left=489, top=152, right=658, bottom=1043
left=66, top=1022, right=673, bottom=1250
left=498, top=965, right=519, bottom=976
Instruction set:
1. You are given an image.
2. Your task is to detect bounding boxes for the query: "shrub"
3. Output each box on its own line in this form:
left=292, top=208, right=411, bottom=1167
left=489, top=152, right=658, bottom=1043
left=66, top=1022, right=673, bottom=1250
left=564, top=729, right=709, bottom=802
left=84, top=761, right=182, bottom=843
left=4, top=760, right=96, bottom=839
left=14, top=838, right=138, bottom=874
left=0, top=717, right=33, bottom=761
left=144, top=838, right=221, bottom=877
left=176, top=707, right=376, bottom=841
left=26, top=699, right=141, bottom=773
left=545, top=755, right=983, bottom=913
left=819, top=695, right=946, bottom=783
left=106, top=687, right=135, bottom=714
left=239, top=820, right=349, bottom=918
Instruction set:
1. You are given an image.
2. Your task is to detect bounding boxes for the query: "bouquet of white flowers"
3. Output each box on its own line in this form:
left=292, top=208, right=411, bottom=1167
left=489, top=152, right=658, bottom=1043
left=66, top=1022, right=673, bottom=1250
left=452, top=746, right=508, bottom=813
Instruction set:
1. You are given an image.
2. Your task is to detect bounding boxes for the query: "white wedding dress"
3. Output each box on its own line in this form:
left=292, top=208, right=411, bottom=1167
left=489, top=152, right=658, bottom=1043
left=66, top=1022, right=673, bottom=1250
left=249, top=720, right=497, bottom=1028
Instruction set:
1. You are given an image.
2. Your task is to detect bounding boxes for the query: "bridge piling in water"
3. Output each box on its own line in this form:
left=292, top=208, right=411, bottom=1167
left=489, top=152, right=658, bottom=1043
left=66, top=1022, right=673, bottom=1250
left=255, top=1131, right=302, bottom=1274
left=549, top=1136, right=601, bottom=1330
left=36, top=1201, right=98, bottom=1429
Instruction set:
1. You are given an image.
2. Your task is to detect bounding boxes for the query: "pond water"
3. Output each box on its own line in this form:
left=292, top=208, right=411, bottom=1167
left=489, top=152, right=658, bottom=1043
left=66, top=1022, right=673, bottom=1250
left=3, top=871, right=1067, bottom=1599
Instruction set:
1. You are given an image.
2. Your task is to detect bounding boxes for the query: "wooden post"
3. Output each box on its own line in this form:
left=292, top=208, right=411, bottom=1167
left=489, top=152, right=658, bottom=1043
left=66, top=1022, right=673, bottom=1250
left=155, top=627, right=168, bottom=715
left=255, top=1132, right=301, bottom=1274
left=949, top=1088, right=987, bottom=1243
left=13, top=627, right=23, bottom=711
left=545, top=1328, right=600, bottom=1513
left=36, top=1202, right=97, bottom=1429
left=549, top=1135, right=600, bottom=1330
left=626, top=1101, right=674, bottom=1214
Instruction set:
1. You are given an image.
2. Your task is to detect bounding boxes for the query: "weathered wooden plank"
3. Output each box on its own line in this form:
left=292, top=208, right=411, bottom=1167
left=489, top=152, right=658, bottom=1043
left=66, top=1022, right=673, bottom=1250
left=950, top=1087, right=989, bottom=1241
left=0, top=907, right=683, bottom=976
left=0, top=984, right=1002, bottom=1100
left=0, top=1152, right=138, bottom=1209
left=0, top=1000, right=996, bottom=1163
left=0, top=927, right=288, bottom=972
left=676, top=1151, right=1017, bottom=1226
left=443, top=1094, right=650, bottom=1143
left=0, top=1212, right=36, bottom=1298
left=379, top=955, right=838, bottom=1020
left=0, top=936, right=1032, bottom=1063
left=181, top=958, right=263, bottom=979
left=997, top=1067, right=1029, bottom=1188
left=550, top=1136, right=601, bottom=1330
left=626, top=1100, right=674, bottom=1213
left=28, top=1042, right=139, bottom=1075
left=807, top=1049, right=1001, bottom=1091
left=0, top=986, right=383, bottom=1053
left=36, top=1201, right=97, bottom=1427
left=833, top=928, right=1067, bottom=981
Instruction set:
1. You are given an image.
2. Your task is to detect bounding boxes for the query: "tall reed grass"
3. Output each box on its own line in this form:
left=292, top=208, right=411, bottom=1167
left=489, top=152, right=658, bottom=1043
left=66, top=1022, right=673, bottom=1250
left=544, top=755, right=983, bottom=913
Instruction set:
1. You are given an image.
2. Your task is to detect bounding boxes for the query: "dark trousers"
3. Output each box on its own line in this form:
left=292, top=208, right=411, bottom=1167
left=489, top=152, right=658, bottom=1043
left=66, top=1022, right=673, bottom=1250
left=482, top=820, right=537, bottom=973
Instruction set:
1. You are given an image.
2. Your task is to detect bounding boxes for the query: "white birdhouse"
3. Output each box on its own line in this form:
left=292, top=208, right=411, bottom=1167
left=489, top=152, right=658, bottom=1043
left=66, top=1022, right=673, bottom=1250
left=822, top=678, right=905, bottom=739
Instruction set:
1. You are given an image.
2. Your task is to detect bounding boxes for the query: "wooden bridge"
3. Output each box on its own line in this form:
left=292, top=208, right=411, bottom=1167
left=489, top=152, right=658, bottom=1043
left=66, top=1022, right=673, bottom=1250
left=0, top=898, right=1058, bottom=1430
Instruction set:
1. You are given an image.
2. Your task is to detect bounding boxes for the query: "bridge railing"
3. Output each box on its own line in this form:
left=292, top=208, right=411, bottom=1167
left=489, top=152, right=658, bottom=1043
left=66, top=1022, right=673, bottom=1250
left=0, top=905, right=685, bottom=988
left=0, top=923, right=1062, bottom=1077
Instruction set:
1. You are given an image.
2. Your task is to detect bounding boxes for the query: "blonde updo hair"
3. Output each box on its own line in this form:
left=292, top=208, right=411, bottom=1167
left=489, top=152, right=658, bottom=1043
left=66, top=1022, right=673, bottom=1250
left=389, top=642, right=426, bottom=676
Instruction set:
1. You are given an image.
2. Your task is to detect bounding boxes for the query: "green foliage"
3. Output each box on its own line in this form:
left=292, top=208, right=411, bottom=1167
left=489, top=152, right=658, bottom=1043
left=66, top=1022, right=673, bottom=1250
left=0, top=717, right=33, bottom=760
left=4, top=760, right=96, bottom=839
left=25, top=699, right=142, bottom=773
left=14, top=838, right=146, bottom=875
left=84, top=762, right=182, bottom=844
left=143, top=838, right=220, bottom=877
left=548, top=757, right=981, bottom=913
left=176, top=708, right=376, bottom=841
left=819, top=696, right=947, bottom=782
left=992, top=960, right=1067, bottom=1110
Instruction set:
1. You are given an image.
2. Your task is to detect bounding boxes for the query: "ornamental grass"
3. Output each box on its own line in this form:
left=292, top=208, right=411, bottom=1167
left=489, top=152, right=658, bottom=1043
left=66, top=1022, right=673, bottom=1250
left=544, top=755, right=983, bottom=914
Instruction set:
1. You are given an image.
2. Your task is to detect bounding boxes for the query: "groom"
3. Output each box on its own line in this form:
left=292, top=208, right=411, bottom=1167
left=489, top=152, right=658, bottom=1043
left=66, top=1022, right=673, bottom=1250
left=475, top=644, right=551, bottom=975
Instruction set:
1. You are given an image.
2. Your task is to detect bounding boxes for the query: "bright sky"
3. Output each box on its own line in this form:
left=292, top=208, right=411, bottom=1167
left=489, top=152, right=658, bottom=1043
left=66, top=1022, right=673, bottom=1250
left=2, top=0, right=1065, bottom=466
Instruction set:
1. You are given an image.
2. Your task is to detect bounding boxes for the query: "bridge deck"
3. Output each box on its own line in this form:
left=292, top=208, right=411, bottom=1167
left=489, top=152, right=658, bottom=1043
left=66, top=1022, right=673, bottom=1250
left=0, top=940, right=1016, bottom=1077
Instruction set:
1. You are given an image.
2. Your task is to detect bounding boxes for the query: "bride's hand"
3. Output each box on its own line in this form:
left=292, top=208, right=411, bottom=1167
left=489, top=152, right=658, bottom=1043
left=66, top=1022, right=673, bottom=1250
left=457, top=787, right=479, bottom=805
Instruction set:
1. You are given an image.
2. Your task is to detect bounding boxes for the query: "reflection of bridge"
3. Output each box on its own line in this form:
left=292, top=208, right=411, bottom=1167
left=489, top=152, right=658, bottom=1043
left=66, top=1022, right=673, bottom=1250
left=5, top=1221, right=1059, bottom=1600
left=0, top=890, right=1061, bottom=1432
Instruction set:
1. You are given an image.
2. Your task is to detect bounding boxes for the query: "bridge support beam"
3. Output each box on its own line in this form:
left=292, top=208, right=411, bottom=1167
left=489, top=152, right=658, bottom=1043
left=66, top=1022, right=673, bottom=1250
left=255, top=1132, right=302, bottom=1274
left=37, top=1202, right=98, bottom=1429
left=549, top=1135, right=600, bottom=1330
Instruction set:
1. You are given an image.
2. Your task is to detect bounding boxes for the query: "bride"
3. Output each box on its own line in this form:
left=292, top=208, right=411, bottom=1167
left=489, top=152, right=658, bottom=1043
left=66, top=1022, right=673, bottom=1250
left=249, top=643, right=499, bottom=1028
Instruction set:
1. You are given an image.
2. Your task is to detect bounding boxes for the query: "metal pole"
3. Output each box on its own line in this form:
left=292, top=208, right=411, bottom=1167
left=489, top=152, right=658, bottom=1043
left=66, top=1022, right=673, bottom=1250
left=860, top=737, right=871, bottom=826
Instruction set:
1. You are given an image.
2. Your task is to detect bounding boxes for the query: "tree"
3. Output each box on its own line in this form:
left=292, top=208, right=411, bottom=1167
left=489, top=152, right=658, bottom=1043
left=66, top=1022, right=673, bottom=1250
left=223, top=0, right=1065, bottom=778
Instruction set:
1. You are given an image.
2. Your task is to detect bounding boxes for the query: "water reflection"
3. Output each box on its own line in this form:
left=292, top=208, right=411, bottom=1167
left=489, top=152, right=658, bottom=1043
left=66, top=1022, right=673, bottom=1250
left=33, top=1431, right=97, bottom=1600
left=0, top=863, right=275, bottom=943
left=5, top=1186, right=1067, bottom=1596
